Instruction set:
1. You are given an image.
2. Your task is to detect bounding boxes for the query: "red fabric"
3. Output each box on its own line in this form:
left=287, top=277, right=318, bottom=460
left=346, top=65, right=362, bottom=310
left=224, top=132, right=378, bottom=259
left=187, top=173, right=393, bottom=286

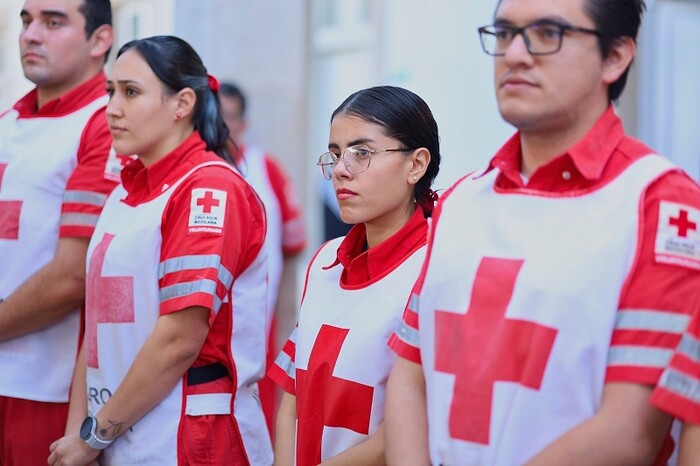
left=0, top=396, right=68, bottom=466
left=13, top=72, right=107, bottom=118
left=324, top=207, right=428, bottom=287
left=179, top=378, right=249, bottom=466
left=59, top=109, right=119, bottom=238
left=120, top=131, right=266, bottom=377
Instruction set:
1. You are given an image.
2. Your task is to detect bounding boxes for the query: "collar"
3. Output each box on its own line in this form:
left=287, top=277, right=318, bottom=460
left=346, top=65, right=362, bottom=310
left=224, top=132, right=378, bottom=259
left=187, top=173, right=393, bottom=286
left=121, top=131, right=208, bottom=203
left=13, top=72, right=107, bottom=118
left=324, top=208, right=428, bottom=287
left=488, top=106, right=625, bottom=192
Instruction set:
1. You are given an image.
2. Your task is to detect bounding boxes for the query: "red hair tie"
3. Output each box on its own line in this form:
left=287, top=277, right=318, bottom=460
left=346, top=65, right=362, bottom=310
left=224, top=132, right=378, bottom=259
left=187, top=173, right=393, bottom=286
left=419, top=188, right=439, bottom=217
left=207, top=74, right=220, bottom=93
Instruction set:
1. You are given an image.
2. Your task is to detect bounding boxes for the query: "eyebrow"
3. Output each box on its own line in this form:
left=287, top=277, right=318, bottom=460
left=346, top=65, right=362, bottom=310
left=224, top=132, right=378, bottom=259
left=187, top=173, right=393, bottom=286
left=493, top=15, right=571, bottom=26
left=20, top=9, right=70, bottom=20
left=106, top=79, right=142, bottom=86
left=328, top=138, right=374, bottom=150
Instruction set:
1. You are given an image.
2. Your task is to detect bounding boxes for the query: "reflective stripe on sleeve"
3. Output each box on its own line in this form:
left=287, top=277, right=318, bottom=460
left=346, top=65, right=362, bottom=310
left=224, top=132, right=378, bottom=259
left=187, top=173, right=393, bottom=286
left=608, top=346, right=674, bottom=368
left=160, top=279, right=220, bottom=311
left=615, top=309, right=691, bottom=333
left=63, top=190, right=108, bottom=207
left=59, top=212, right=99, bottom=228
left=159, top=254, right=234, bottom=290
left=658, top=368, right=700, bottom=404
left=394, top=320, right=420, bottom=348
left=274, top=349, right=296, bottom=381
left=676, top=332, right=700, bottom=364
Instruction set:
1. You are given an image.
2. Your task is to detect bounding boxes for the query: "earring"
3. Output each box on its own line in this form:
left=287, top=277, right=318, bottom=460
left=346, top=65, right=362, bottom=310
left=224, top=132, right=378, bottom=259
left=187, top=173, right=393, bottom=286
left=176, top=112, right=182, bottom=119
left=412, top=175, right=418, bottom=181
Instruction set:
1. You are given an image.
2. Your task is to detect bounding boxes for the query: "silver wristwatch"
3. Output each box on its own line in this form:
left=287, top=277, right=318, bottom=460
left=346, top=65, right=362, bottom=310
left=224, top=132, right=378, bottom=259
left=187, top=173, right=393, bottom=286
left=79, top=414, right=113, bottom=450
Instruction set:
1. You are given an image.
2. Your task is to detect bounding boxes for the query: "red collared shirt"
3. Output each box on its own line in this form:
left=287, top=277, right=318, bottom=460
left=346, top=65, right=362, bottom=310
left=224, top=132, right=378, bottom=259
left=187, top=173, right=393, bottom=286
left=14, top=72, right=108, bottom=118
left=324, top=207, right=428, bottom=287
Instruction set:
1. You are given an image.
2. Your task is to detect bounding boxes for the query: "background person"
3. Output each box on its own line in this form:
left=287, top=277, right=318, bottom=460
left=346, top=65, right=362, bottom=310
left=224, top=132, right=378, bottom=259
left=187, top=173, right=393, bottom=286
left=219, top=81, right=307, bottom=436
left=0, top=0, right=116, bottom=463
left=48, top=35, right=272, bottom=466
left=269, top=85, right=441, bottom=466
left=385, top=0, right=700, bottom=464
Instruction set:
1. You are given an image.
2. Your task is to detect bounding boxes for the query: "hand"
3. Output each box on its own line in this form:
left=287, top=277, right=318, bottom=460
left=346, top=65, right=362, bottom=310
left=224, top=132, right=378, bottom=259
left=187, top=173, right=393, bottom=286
left=47, top=433, right=100, bottom=466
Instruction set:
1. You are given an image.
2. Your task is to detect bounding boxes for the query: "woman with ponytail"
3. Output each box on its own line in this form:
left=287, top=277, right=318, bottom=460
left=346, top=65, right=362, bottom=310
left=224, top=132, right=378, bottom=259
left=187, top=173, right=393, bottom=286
left=49, top=36, right=271, bottom=466
left=268, top=85, right=441, bottom=466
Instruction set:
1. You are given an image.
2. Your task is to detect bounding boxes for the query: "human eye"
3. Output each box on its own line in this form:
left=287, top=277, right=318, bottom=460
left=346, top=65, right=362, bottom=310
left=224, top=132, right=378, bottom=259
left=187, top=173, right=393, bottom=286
left=492, top=25, right=513, bottom=40
left=20, top=16, right=31, bottom=29
left=46, top=17, right=64, bottom=29
left=125, top=87, right=139, bottom=97
left=351, top=146, right=372, bottom=158
left=105, top=86, right=115, bottom=98
left=531, top=22, right=562, bottom=40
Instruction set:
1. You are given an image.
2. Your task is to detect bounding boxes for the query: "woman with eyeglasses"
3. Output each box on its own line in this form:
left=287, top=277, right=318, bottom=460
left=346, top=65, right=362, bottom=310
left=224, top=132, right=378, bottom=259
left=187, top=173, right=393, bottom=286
left=48, top=36, right=272, bottom=466
left=268, top=85, right=441, bottom=466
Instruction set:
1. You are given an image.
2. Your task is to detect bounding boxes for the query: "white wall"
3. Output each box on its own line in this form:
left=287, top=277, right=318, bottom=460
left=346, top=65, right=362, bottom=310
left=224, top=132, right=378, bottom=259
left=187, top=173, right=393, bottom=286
left=0, top=0, right=33, bottom=111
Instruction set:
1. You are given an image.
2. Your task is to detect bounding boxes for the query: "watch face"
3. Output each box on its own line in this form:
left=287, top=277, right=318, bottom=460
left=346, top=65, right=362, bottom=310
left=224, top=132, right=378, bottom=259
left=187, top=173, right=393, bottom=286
left=80, top=416, right=93, bottom=440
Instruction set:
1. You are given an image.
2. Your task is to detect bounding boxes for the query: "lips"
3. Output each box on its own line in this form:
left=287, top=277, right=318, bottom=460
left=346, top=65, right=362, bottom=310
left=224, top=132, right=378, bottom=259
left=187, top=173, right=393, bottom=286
left=500, top=75, right=537, bottom=90
left=336, top=188, right=357, bottom=200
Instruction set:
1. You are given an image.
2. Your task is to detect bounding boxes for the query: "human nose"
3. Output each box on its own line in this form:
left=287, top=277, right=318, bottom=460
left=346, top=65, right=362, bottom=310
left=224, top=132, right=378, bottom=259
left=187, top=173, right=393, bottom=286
left=332, top=151, right=352, bottom=178
left=105, top=95, right=122, bottom=119
left=503, top=31, right=534, bottom=66
left=20, top=20, right=43, bottom=45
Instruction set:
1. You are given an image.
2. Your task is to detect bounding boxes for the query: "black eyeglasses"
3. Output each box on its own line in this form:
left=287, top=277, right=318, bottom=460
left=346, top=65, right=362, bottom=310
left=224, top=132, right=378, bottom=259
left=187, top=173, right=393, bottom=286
left=478, top=20, right=600, bottom=56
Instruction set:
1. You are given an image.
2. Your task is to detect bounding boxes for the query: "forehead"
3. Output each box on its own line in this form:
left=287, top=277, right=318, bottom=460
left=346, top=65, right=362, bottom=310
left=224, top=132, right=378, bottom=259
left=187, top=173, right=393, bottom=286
left=22, top=0, right=84, bottom=16
left=110, top=49, right=155, bottom=80
left=495, top=0, right=592, bottom=25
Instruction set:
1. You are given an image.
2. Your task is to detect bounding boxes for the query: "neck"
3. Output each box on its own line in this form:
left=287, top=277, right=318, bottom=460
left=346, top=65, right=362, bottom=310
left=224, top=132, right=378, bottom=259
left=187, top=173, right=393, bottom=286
left=520, top=101, right=609, bottom=177
left=35, top=65, right=102, bottom=109
left=364, top=202, right=415, bottom=249
left=139, top=125, right=195, bottom=167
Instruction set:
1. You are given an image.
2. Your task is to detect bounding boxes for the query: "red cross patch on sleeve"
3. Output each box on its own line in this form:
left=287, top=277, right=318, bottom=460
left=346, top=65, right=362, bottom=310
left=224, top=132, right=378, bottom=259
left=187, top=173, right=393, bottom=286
left=654, top=201, right=700, bottom=270
left=188, top=188, right=227, bottom=235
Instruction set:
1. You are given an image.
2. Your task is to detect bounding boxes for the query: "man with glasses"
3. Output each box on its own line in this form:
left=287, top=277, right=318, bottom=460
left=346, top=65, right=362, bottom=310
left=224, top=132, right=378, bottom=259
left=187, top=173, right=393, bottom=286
left=385, top=0, right=700, bottom=464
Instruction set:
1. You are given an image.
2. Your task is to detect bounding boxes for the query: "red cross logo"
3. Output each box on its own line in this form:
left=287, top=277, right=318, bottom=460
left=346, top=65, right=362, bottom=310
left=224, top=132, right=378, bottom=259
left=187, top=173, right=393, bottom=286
left=0, top=163, right=22, bottom=240
left=669, top=209, right=697, bottom=238
left=435, top=257, right=557, bottom=444
left=196, top=190, right=220, bottom=213
left=295, top=325, right=374, bottom=466
left=86, top=233, right=135, bottom=368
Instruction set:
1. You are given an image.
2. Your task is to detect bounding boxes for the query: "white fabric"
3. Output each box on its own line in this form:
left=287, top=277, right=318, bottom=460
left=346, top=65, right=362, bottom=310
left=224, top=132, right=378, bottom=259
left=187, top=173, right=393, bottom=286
left=0, top=95, right=108, bottom=402
left=242, top=145, right=282, bottom=335
left=295, top=237, right=425, bottom=461
left=417, top=155, right=675, bottom=465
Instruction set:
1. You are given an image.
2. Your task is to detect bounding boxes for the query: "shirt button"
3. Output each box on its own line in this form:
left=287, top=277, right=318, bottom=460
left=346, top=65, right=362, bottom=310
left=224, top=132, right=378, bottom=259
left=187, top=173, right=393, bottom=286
left=562, top=171, right=572, bottom=181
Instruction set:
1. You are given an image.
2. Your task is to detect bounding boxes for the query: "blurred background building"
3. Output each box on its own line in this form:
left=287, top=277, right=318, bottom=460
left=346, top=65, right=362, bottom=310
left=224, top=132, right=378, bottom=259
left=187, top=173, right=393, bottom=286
left=1, top=0, right=698, bottom=299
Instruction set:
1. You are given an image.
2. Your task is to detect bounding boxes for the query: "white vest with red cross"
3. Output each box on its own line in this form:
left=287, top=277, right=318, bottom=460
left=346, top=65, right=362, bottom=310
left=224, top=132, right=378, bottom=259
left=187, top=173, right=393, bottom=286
left=85, top=161, right=271, bottom=466
left=417, top=155, right=675, bottom=465
left=0, top=96, right=107, bottom=402
left=294, top=237, right=425, bottom=465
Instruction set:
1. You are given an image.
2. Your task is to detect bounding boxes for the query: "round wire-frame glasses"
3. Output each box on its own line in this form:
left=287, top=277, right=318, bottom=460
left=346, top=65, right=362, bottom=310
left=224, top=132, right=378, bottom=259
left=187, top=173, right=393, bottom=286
left=316, top=145, right=411, bottom=180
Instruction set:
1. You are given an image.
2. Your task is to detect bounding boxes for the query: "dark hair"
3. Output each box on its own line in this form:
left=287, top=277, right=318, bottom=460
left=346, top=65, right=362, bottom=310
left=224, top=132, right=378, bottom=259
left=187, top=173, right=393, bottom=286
left=116, top=36, right=233, bottom=164
left=78, top=0, right=112, bottom=61
left=219, top=82, right=247, bottom=118
left=584, top=0, right=646, bottom=101
left=331, top=85, right=441, bottom=216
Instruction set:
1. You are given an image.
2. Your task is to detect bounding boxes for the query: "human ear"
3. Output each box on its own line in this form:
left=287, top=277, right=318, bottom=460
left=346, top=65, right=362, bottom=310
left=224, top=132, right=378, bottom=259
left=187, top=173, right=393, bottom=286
left=174, top=88, right=197, bottom=121
left=88, top=24, right=113, bottom=61
left=408, top=148, right=431, bottom=184
left=602, top=36, right=636, bottom=86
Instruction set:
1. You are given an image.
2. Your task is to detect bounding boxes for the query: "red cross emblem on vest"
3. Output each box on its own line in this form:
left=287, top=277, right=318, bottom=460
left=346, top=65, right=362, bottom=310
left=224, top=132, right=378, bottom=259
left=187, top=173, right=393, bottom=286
left=295, top=325, right=374, bottom=466
left=0, top=163, right=22, bottom=240
left=434, top=257, right=557, bottom=444
left=669, top=209, right=697, bottom=238
left=86, top=233, right=135, bottom=368
left=197, top=190, right=220, bottom=213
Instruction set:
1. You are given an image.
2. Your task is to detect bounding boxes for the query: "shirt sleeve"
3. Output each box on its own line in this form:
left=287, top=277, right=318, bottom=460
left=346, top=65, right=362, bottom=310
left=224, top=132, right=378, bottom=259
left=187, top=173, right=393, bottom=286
left=650, top=308, right=700, bottom=423
left=267, top=324, right=298, bottom=395
left=59, top=108, right=119, bottom=238
left=607, top=171, right=700, bottom=385
left=158, top=166, right=266, bottom=318
left=264, top=155, right=306, bottom=255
